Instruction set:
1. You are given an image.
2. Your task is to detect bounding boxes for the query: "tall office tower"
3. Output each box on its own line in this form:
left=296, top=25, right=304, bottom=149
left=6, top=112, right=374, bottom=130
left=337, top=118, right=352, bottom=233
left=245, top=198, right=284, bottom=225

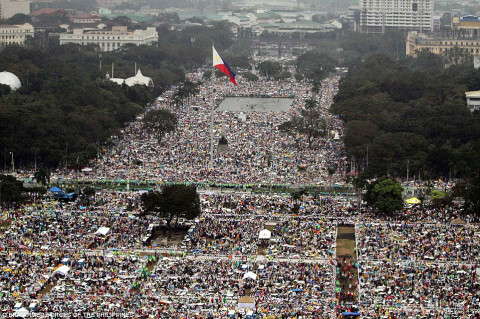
left=359, top=0, right=433, bottom=33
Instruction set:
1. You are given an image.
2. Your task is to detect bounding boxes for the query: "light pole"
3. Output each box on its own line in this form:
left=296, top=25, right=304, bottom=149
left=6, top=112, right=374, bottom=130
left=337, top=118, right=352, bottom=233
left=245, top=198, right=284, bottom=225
left=9, top=152, right=14, bottom=173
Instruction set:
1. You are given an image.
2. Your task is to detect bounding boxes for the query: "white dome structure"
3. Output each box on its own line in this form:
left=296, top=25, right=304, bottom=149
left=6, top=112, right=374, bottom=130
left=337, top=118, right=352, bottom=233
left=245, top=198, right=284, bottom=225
left=0, top=71, right=22, bottom=91
left=110, top=78, right=126, bottom=85
left=125, top=69, right=154, bottom=87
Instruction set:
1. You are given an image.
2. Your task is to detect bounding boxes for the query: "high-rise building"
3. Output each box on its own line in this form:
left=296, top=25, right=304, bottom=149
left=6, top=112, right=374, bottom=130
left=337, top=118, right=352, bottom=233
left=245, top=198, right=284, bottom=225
left=359, top=0, right=433, bottom=33
left=0, top=0, right=31, bottom=20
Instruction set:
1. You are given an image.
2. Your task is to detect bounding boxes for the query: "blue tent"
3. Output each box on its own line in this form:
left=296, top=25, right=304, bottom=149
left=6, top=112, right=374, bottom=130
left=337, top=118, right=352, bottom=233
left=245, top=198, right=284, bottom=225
left=49, top=187, right=62, bottom=193
left=342, top=312, right=361, bottom=316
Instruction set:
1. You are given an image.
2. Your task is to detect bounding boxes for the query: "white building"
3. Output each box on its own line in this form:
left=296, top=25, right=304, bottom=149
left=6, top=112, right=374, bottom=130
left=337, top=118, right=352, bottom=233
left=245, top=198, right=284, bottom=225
left=0, top=0, right=30, bottom=20
left=59, top=26, right=158, bottom=52
left=465, top=91, right=480, bottom=112
left=359, top=0, right=433, bottom=33
left=0, top=23, right=34, bottom=47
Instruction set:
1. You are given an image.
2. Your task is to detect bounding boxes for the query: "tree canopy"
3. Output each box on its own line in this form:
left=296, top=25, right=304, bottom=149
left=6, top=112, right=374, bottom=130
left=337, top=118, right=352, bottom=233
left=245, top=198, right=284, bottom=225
left=143, top=109, right=177, bottom=143
left=279, top=98, right=327, bottom=149
left=364, top=178, right=404, bottom=214
left=140, top=185, right=201, bottom=227
left=331, top=52, right=480, bottom=179
left=0, top=174, right=27, bottom=208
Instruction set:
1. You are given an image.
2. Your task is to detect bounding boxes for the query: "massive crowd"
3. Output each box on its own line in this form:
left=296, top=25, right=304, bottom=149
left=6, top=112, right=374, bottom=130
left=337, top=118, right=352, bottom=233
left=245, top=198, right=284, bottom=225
left=66, top=64, right=348, bottom=188
left=1, top=56, right=480, bottom=319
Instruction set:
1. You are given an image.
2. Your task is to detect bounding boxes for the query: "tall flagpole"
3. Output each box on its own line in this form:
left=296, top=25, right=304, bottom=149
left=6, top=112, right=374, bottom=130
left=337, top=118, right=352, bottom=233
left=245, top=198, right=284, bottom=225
left=209, top=90, right=215, bottom=170
left=210, top=44, right=215, bottom=170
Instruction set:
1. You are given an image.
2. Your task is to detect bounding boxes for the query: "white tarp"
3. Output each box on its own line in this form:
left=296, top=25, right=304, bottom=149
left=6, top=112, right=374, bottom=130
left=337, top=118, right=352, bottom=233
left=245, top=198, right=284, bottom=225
left=14, top=307, right=29, bottom=318
left=243, top=271, right=257, bottom=280
left=54, top=265, right=71, bottom=276
left=259, top=229, right=271, bottom=239
left=95, top=227, right=110, bottom=236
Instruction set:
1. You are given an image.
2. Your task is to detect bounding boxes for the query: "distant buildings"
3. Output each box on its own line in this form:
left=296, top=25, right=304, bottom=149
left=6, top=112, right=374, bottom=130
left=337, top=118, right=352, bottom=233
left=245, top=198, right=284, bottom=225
left=232, top=0, right=305, bottom=10
left=465, top=91, right=480, bottom=112
left=0, top=23, right=34, bottom=47
left=452, top=15, right=480, bottom=37
left=59, top=26, right=158, bottom=52
left=358, top=0, right=433, bottom=33
left=406, top=31, right=480, bottom=57
left=0, top=0, right=30, bottom=20
left=223, top=11, right=343, bottom=36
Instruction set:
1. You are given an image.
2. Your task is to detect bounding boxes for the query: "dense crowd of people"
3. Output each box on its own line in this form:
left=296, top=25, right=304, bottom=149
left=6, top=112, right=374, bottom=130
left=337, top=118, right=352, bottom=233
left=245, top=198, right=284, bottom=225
left=66, top=64, right=348, bottom=188
left=2, top=55, right=480, bottom=319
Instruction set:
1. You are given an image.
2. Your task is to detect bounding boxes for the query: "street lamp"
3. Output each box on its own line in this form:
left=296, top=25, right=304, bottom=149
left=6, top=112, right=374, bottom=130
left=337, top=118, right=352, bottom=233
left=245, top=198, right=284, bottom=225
left=9, top=152, right=14, bottom=173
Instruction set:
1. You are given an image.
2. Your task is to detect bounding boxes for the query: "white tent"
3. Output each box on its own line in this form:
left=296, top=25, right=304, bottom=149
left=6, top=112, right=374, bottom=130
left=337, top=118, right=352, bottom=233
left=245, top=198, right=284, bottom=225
left=81, top=167, right=92, bottom=172
left=95, top=227, right=110, bottom=236
left=54, top=265, right=71, bottom=276
left=259, top=229, right=271, bottom=239
left=14, top=307, right=29, bottom=317
left=243, top=271, right=257, bottom=280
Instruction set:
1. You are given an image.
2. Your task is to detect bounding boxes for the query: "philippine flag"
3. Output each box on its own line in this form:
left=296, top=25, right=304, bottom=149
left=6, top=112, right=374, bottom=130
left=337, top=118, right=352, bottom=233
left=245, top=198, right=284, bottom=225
left=212, top=45, right=237, bottom=86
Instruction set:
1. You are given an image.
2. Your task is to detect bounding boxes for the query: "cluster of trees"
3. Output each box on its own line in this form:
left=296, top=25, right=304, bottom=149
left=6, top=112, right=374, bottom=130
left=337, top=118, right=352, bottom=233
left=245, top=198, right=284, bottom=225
left=0, top=20, right=236, bottom=170
left=257, top=60, right=291, bottom=80
left=279, top=98, right=327, bottom=149
left=140, top=185, right=201, bottom=227
left=331, top=52, right=480, bottom=180
left=331, top=49, right=480, bottom=214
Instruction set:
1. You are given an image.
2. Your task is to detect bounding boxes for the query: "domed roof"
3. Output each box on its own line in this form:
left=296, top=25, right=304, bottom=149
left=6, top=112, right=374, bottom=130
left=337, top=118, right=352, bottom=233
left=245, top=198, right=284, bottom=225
left=125, top=69, right=154, bottom=87
left=0, top=71, right=21, bottom=91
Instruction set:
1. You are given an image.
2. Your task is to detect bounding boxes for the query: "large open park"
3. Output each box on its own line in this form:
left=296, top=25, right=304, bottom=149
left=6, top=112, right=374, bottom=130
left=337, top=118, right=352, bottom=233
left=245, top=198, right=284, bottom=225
left=1, top=55, right=480, bottom=319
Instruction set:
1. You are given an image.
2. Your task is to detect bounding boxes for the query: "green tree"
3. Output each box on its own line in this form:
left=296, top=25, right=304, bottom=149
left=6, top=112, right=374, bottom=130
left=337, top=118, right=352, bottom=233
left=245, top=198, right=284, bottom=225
left=430, top=190, right=453, bottom=208
left=454, top=175, right=480, bottom=215
left=33, top=167, right=50, bottom=186
left=0, top=84, right=11, bottom=97
left=295, top=51, right=336, bottom=81
left=143, top=109, right=177, bottom=143
left=242, top=72, right=259, bottom=82
left=278, top=98, right=326, bottom=149
left=0, top=174, right=27, bottom=208
left=140, top=184, right=201, bottom=227
left=257, top=60, right=282, bottom=79
left=6, top=13, right=31, bottom=24
left=364, top=178, right=403, bottom=214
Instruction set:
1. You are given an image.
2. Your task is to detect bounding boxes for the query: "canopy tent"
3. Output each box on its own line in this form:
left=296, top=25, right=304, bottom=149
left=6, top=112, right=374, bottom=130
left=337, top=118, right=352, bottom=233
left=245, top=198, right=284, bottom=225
left=405, top=197, right=421, bottom=204
left=243, top=271, right=257, bottom=280
left=81, top=167, right=93, bottom=172
left=95, top=227, right=110, bottom=236
left=342, top=312, right=361, bottom=316
left=238, top=296, right=255, bottom=310
left=258, top=229, right=271, bottom=239
left=49, top=187, right=62, bottom=193
left=54, top=265, right=71, bottom=276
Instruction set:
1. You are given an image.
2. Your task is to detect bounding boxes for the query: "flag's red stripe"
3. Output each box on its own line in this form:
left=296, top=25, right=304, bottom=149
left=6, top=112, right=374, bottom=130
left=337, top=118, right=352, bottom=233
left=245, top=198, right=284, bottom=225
left=214, top=64, right=237, bottom=86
